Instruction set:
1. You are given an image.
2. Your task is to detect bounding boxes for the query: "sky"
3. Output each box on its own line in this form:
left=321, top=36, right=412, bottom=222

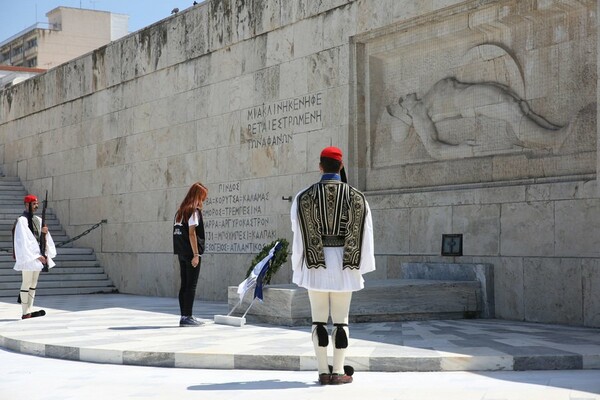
left=0, top=0, right=203, bottom=42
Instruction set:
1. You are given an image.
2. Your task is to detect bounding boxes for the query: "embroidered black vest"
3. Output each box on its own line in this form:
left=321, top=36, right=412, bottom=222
left=21, top=212, right=40, bottom=243
left=297, top=180, right=367, bottom=270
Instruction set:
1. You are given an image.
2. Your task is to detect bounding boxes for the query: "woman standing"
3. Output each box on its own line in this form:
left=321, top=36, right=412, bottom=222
left=173, top=182, right=208, bottom=327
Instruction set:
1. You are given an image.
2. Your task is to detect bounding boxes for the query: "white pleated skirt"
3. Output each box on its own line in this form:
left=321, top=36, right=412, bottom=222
left=292, top=247, right=365, bottom=292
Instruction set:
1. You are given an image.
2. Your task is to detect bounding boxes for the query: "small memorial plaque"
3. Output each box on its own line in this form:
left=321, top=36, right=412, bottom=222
left=441, top=234, right=463, bottom=257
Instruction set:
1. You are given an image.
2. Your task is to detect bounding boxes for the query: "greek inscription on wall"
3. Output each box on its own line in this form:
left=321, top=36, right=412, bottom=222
left=203, top=181, right=277, bottom=253
left=242, top=92, right=324, bottom=149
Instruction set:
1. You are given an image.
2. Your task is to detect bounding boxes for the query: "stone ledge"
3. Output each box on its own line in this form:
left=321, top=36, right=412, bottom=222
left=227, top=262, right=494, bottom=326
left=228, top=279, right=482, bottom=326
left=400, top=262, right=494, bottom=318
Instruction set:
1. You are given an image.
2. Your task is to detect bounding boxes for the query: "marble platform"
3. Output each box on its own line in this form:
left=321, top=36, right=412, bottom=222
left=1, top=294, right=600, bottom=373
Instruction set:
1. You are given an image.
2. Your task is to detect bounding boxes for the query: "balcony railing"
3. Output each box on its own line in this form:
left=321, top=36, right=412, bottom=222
left=24, top=47, right=37, bottom=58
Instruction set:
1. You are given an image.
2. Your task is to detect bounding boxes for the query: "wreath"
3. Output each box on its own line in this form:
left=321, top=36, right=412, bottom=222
left=245, top=239, right=289, bottom=285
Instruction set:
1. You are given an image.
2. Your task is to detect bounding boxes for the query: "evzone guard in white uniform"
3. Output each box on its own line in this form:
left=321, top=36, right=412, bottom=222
left=13, top=194, right=57, bottom=319
left=291, top=146, right=376, bottom=385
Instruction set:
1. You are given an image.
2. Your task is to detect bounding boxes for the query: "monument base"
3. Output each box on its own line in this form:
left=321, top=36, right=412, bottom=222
left=226, top=263, right=494, bottom=326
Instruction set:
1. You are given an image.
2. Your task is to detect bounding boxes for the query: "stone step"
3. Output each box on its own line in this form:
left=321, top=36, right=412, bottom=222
left=0, top=211, right=59, bottom=219
left=0, top=286, right=117, bottom=297
left=0, top=266, right=104, bottom=275
left=0, top=278, right=115, bottom=290
left=0, top=226, right=63, bottom=233
left=0, top=219, right=62, bottom=227
left=0, top=227, right=66, bottom=235
left=0, top=207, right=48, bottom=213
left=0, top=217, right=61, bottom=222
left=0, top=196, right=27, bottom=200
left=0, top=213, right=60, bottom=220
left=0, top=261, right=101, bottom=269
left=0, top=253, right=97, bottom=262
left=0, top=213, right=59, bottom=218
left=0, top=273, right=111, bottom=286
left=0, top=257, right=96, bottom=266
left=0, top=240, right=70, bottom=247
left=0, top=249, right=94, bottom=259
left=0, top=237, right=71, bottom=246
left=0, top=175, right=117, bottom=297
left=0, top=229, right=64, bottom=236
left=0, top=247, right=94, bottom=258
left=0, top=190, right=25, bottom=194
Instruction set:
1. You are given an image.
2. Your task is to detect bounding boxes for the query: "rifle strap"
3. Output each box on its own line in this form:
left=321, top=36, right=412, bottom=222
left=32, top=217, right=41, bottom=240
left=11, top=220, right=16, bottom=260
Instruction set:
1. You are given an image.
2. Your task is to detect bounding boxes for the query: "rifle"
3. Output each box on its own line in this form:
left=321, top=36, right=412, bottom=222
left=40, top=190, right=49, bottom=272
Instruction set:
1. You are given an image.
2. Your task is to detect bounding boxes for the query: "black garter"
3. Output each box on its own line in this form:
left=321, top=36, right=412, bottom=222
left=333, top=323, right=348, bottom=349
left=312, top=322, right=329, bottom=347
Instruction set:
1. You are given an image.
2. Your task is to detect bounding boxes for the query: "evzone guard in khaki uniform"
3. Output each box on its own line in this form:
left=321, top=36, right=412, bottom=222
left=291, top=146, right=376, bottom=385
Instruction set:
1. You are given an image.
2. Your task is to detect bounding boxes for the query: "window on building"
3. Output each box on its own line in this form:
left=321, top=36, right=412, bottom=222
left=26, top=57, right=37, bottom=67
left=0, top=52, right=8, bottom=62
left=25, top=38, right=38, bottom=50
left=12, top=46, right=22, bottom=56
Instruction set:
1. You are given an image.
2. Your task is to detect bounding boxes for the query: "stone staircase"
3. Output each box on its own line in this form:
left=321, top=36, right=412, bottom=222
left=0, top=174, right=117, bottom=298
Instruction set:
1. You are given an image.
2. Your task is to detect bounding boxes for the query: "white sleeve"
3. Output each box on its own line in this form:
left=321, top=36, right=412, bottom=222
left=35, top=215, right=57, bottom=267
left=290, top=193, right=305, bottom=276
left=44, top=231, right=57, bottom=268
left=188, top=210, right=199, bottom=227
left=14, top=217, right=42, bottom=265
left=358, top=201, right=376, bottom=275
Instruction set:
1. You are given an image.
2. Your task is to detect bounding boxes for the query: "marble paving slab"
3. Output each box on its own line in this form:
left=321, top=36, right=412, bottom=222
left=0, top=294, right=599, bottom=372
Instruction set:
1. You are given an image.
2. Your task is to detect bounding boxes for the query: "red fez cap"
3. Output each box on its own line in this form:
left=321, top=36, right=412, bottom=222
left=320, top=146, right=343, bottom=162
left=24, top=195, right=38, bottom=203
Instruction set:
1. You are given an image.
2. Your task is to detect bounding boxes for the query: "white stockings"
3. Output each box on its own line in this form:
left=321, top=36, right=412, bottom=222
left=20, top=270, right=40, bottom=316
left=308, top=290, right=352, bottom=375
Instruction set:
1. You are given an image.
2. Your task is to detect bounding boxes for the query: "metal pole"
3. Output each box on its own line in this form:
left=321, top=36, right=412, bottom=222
left=241, top=298, right=256, bottom=319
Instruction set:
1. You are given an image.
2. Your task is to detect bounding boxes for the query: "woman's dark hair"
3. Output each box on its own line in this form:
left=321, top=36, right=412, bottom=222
left=176, top=182, right=208, bottom=222
left=320, top=157, right=342, bottom=173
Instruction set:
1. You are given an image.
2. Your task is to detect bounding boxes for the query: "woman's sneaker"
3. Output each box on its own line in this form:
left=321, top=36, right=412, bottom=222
left=180, top=316, right=203, bottom=327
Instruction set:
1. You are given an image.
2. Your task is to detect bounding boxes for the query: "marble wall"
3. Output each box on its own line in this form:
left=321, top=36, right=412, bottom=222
left=0, top=0, right=598, bottom=327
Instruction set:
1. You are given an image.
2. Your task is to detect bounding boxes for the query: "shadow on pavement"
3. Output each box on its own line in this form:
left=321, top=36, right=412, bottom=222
left=108, top=326, right=183, bottom=330
left=188, top=379, right=315, bottom=391
left=472, top=370, right=600, bottom=395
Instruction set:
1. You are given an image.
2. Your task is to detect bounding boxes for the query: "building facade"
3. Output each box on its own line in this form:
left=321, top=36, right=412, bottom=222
left=0, top=7, right=128, bottom=70
left=0, top=65, right=46, bottom=88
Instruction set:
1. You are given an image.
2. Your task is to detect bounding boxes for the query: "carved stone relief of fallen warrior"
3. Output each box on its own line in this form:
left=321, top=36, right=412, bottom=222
left=381, top=77, right=575, bottom=160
